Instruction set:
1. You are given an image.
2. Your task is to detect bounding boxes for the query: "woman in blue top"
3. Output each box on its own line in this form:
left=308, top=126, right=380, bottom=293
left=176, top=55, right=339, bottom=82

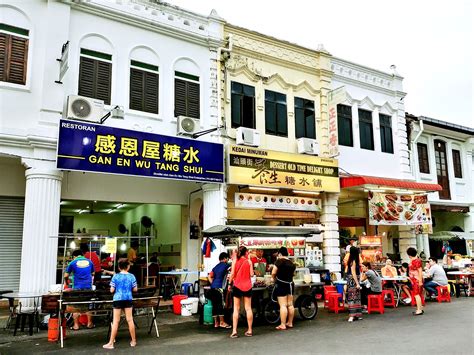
left=103, top=259, right=138, bottom=349
left=208, top=252, right=231, bottom=329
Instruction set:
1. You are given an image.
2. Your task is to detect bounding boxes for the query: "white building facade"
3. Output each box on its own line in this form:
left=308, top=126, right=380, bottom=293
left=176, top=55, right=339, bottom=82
left=0, top=0, right=225, bottom=293
left=408, top=115, right=474, bottom=257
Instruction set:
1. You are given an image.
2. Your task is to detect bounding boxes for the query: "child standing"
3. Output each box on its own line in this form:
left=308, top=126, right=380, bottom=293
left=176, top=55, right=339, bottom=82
left=103, top=259, right=138, bottom=349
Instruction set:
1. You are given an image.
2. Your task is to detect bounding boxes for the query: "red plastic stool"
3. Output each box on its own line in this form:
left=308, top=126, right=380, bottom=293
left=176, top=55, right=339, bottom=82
left=367, top=294, right=384, bottom=314
left=323, top=286, right=337, bottom=308
left=410, top=291, right=425, bottom=306
left=324, top=290, right=338, bottom=309
left=436, top=286, right=451, bottom=303
left=327, top=293, right=345, bottom=313
left=382, top=289, right=396, bottom=308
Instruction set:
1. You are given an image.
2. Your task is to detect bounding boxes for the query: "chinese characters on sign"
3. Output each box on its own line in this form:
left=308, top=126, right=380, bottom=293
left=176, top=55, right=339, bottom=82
left=227, top=145, right=339, bottom=193
left=327, top=86, right=346, bottom=158
left=57, top=120, right=224, bottom=183
left=240, top=237, right=306, bottom=249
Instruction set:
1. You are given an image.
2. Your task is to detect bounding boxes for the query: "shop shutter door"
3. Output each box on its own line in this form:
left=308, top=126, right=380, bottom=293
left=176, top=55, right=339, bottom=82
left=0, top=197, right=24, bottom=291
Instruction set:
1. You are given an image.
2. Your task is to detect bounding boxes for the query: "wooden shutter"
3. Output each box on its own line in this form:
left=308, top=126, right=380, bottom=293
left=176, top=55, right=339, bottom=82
left=0, top=33, right=28, bottom=85
left=78, top=57, right=111, bottom=105
left=144, top=71, right=158, bottom=114
left=187, top=81, right=200, bottom=118
left=129, top=68, right=144, bottom=111
left=174, top=78, right=187, bottom=117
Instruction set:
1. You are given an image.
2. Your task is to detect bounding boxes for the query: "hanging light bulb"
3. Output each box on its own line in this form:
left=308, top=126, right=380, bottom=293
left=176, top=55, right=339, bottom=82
left=70, top=241, right=77, bottom=249
left=100, top=245, right=107, bottom=253
left=120, top=242, right=127, bottom=251
left=93, top=235, right=98, bottom=241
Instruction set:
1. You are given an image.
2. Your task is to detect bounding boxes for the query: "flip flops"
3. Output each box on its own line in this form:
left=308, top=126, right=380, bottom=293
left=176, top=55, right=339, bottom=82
left=220, top=324, right=232, bottom=329
left=230, top=333, right=238, bottom=338
left=70, top=326, right=80, bottom=331
left=244, top=331, right=253, bottom=337
left=102, top=344, right=114, bottom=350
left=275, top=325, right=286, bottom=330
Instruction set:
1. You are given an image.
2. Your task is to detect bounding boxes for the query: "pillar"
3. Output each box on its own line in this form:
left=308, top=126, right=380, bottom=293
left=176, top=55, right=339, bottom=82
left=201, top=183, right=227, bottom=272
left=398, top=225, right=417, bottom=262
left=19, top=160, right=62, bottom=295
left=422, top=234, right=430, bottom=258
left=320, top=192, right=341, bottom=278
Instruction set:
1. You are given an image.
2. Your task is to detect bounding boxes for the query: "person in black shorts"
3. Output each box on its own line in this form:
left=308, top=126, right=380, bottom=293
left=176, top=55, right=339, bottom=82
left=103, top=259, right=138, bottom=349
left=271, top=247, right=296, bottom=330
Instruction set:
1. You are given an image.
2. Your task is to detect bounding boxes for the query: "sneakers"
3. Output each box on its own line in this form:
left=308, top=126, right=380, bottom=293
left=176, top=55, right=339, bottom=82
left=403, top=298, right=412, bottom=304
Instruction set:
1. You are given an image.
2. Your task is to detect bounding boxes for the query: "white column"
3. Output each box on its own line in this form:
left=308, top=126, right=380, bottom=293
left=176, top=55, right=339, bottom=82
left=320, top=193, right=341, bottom=278
left=201, top=183, right=227, bottom=272
left=202, top=183, right=227, bottom=230
left=422, top=234, right=430, bottom=258
left=19, top=163, right=62, bottom=294
left=399, top=226, right=417, bottom=262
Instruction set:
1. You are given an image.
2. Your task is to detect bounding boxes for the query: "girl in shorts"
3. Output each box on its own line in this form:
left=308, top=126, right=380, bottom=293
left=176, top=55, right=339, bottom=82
left=272, top=247, right=296, bottom=330
left=228, top=246, right=254, bottom=338
left=103, top=259, right=138, bottom=349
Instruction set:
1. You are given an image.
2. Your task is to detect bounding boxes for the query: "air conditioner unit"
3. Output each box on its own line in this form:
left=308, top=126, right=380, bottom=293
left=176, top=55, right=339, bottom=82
left=177, top=116, right=200, bottom=136
left=65, top=95, right=104, bottom=123
left=297, top=137, right=319, bottom=155
left=236, top=127, right=260, bottom=147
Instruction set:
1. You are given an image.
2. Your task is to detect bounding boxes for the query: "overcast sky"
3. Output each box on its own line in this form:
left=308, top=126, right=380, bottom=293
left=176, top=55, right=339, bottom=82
left=170, top=0, right=473, bottom=128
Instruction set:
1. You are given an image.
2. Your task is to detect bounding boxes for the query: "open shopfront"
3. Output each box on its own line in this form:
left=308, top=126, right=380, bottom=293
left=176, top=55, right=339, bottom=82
left=339, top=175, right=443, bottom=262
left=202, top=225, right=325, bottom=324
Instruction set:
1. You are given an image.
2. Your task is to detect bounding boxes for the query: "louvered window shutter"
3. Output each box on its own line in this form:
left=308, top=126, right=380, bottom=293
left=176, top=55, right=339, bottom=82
left=78, top=57, right=111, bottom=105
left=129, top=68, right=144, bottom=111
left=187, top=81, right=200, bottom=119
left=174, top=78, right=187, bottom=117
left=144, top=71, right=158, bottom=114
left=0, top=33, right=28, bottom=85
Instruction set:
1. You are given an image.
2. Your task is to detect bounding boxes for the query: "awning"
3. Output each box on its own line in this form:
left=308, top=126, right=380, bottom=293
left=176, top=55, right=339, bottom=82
left=340, top=175, right=442, bottom=192
left=202, top=225, right=322, bottom=238
left=429, top=231, right=473, bottom=241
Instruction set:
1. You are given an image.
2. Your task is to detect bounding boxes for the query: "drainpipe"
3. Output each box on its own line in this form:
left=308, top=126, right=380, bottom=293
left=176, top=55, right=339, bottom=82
left=410, top=119, right=424, bottom=177
left=216, top=34, right=233, bottom=142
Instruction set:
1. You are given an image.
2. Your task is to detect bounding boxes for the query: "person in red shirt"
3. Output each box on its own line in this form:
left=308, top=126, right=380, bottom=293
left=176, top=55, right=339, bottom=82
left=407, top=247, right=424, bottom=316
left=81, top=243, right=102, bottom=282
left=250, top=249, right=267, bottom=276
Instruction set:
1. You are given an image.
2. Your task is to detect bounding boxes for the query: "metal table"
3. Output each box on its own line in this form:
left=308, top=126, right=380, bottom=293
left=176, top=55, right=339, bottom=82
left=381, top=276, right=408, bottom=307
left=2, top=292, right=43, bottom=335
left=159, top=270, right=200, bottom=293
left=447, top=271, right=473, bottom=297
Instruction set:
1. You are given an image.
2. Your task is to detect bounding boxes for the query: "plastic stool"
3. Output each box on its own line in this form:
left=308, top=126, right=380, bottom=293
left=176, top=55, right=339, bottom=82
left=367, top=294, right=384, bottom=314
left=436, top=286, right=451, bottom=303
left=327, top=293, right=345, bottom=313
left=410, top=291, right=425, bottom=306
left=324, top=290, right=338, bottom=309
left=382, top=289, right=396, bottom=308
left=323, top=286, right=337, bottom=309
left=181, top=282, right=193, bottom=296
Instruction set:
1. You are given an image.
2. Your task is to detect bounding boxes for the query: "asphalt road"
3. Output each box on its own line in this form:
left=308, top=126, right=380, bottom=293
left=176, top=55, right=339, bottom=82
left=1, top=297, right=473, bottom=355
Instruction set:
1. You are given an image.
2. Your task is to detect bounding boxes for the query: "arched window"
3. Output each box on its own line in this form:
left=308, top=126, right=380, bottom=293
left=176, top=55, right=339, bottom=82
left=174, top=58, right=200, bottom=119
left=129, top=47, right=159, bottom=114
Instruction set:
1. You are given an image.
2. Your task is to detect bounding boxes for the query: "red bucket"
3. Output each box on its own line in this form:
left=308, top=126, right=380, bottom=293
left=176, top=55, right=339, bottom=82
left=48, top=317, right=67, bottom=342
left=172, top=295, right=188, bottom=315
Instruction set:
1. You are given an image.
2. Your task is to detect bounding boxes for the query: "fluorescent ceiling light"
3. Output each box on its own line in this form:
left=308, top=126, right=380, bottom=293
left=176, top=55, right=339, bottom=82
left=116, top=204, right=124, bottom=208
left=293, top=190, right=320, bottom=195
left=108, top=209, right=114, bottom=214
left=248, top=186, right=279, bottom=192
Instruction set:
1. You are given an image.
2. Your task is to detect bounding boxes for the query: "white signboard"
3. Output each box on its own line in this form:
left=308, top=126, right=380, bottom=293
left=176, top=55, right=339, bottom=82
left=327, top=86, right=346, bottom=157
left=235, top=193, right=321, bottom=211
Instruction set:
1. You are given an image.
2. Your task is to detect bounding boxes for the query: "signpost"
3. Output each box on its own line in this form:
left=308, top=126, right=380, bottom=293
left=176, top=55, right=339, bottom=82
left=55, top=41, right=69, bottom=84
left=327, top=86, right=346, bottom=157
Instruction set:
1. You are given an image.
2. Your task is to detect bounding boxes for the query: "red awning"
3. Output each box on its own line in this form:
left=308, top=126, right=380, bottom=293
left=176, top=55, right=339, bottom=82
left=340, top=175, right=442, bottom=192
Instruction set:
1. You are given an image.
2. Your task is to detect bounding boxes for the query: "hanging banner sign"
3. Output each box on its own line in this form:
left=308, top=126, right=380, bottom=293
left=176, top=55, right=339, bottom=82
left=104, top=238, right=117, bottom=254
left=235, top=193, right=321, bottom=211
left=368, top=192, right=432, bottom=226
left=227, top=145, right=339, bottom=192
left=239, top=237, right=306, bottom=249
left=57, top=119, right=224, bottom=183
left=327, top=86, right=346, bottom=157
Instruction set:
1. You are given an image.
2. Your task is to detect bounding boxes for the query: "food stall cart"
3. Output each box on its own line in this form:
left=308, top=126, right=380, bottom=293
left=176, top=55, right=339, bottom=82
left=202, top=225, right=325, bottom=324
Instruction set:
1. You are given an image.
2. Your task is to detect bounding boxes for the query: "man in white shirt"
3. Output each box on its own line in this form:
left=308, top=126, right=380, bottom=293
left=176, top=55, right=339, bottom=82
left=424, top=257, right=448, bottom=298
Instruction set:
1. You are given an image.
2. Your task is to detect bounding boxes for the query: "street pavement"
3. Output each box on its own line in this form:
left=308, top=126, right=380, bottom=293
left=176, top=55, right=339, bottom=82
left=0, top=297, right=473, bottom=355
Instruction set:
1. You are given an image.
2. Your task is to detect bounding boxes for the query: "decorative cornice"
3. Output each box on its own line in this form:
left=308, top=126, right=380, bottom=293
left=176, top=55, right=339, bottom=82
left=0, top=133, right=57, bottom=150
left=343, top=92, right=396, bottom=114
left=65, top=0, right=223, bottom=49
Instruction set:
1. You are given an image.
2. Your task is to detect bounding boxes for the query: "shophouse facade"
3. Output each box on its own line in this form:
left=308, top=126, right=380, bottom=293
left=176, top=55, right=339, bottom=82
left=407, top=114, right=474, bottom=257
left=216, top=24, right=343, bottom=275
left=0, top=0, right=225, bottom=293
left=331, top=58, right=441, bottom=262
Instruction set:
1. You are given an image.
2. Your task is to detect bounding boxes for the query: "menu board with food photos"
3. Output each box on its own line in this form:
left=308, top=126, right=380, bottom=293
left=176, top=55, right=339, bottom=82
left=235, top=193, right=321, bottom=211
left=240, top=237, right=306, bottom=249
left=368, top=192, right=432, bottom=226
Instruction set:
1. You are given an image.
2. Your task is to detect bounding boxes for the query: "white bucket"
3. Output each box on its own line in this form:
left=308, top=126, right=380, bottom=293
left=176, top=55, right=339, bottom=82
left=188, top=297, right=199, bottom=314
left=311, top=273, right=321, bottom=283
left=180, top=299, right=193, bottom=316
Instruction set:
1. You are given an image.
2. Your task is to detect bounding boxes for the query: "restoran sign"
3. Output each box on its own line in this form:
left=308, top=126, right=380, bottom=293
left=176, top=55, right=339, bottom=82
left=227, top=145, right=339, bottom=192
left=57, top=119, right=224, bottom=183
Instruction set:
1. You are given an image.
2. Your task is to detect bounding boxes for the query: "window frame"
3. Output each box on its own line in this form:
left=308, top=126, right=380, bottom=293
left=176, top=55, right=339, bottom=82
left=0, top=23, right=30, bottom=86
left=78, top=48, right=113, bottom=105
left=358, top=109, right=374, bottom=150
left=417, top=143, right=430, bottom=174
left=379, top=113, right=394, bottom=154
left=174, top=71, right=200, bottom=119
left=294, top=97, right=316, bottom=139
left=452, top=149, right=462, bottom=178
left=265, top=89, right=288, bottom=137
left=231, top=81, right=256, bottom=129
left=129, top=60, right=159, bottom=114
left=337, top=104, right=353, bottom=147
